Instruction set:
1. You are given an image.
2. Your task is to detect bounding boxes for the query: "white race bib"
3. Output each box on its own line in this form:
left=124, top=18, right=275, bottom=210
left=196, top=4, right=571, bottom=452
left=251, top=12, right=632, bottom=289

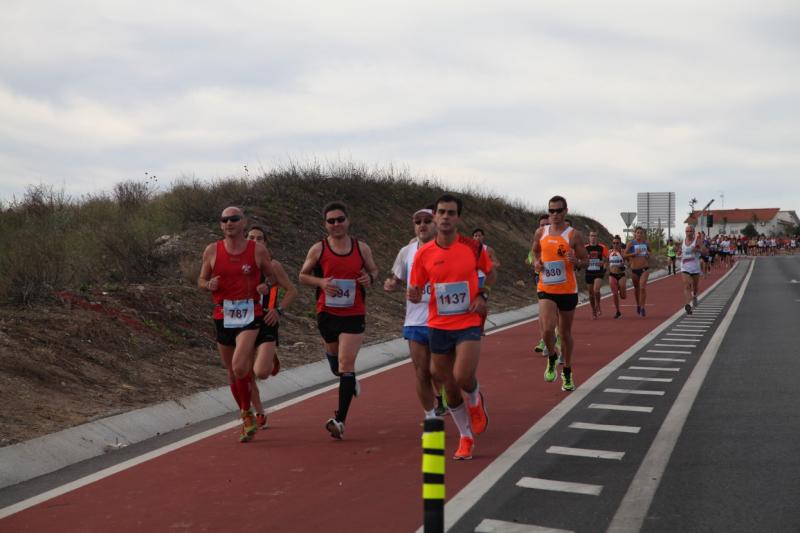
left=435, top=281, right=470, bottom=315
left=223, top=299, right=255, bottom=328
left=587, top=258, right=601, bottom=271
left=325, top=279, right=357, bottom=308
left=542, top=260, right=567, bottom=285
left=634, top=244, right=648, bottom=256
left=421, top=283, right=432, bottom=303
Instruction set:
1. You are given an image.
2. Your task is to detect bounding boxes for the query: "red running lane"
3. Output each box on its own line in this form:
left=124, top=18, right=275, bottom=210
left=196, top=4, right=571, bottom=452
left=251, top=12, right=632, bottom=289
left=2, top=270, right=727, bottom=532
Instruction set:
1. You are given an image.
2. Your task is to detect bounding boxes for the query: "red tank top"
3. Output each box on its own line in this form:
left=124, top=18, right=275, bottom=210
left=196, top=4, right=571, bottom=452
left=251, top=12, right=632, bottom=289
left=314, top=237, right=366, bottom=316
left=211, top=239, right=263, bottom=319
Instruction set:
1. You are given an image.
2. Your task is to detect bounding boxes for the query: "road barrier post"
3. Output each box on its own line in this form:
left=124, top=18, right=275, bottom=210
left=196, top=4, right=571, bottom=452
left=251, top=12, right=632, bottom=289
left=422, top=417, right=445, bottom=533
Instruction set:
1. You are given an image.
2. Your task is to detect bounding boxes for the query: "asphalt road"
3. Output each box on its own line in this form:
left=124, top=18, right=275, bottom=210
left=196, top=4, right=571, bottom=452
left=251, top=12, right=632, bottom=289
left=451, top=257, right=800, bottom=533
left=643, top=255, right=800, bottom=533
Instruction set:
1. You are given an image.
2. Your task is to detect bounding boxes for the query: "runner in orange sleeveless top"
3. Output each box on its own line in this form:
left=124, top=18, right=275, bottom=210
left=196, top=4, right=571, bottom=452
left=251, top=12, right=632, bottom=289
left=531, top=195, right=589, bottom=392
left=198, top=207, right=275, bottom=443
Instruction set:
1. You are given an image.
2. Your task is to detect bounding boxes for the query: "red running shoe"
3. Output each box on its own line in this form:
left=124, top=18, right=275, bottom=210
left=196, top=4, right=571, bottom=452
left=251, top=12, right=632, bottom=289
left=468, top=392, right=488, bottom=435
left=453, top=436, right=474, bottom=460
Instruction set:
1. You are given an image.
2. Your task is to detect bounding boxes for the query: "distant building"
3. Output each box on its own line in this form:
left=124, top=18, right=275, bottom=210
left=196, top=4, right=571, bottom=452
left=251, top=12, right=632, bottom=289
left=685, top=208, right=799, bottom=237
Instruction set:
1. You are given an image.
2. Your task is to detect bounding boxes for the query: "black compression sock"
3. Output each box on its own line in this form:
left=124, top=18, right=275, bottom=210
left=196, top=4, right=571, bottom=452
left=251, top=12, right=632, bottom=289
left=337, top=372, right=356, bottom=422
left=326, top=352, right=340, bottom=376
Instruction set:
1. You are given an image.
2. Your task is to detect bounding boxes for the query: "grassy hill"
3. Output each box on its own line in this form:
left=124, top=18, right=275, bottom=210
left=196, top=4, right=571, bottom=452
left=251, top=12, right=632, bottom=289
left=0, top=163, right=613, bottom=445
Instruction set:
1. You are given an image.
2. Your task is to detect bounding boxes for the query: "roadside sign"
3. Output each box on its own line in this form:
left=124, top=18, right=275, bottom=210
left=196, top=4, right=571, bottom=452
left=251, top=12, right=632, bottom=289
left=620, top=212, right=637, bottom=227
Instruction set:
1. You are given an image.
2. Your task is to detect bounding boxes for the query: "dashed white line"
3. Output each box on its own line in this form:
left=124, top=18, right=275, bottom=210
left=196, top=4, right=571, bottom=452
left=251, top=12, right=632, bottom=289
left=604, top=388, right=665, bottom=396
left=618, top=376, right=673, bottom=382
left=517, top=477, right=604, bottom=496
left=589, top=403, right=653, bottom=413
left=628, top=366, right=680, bottom=372
left=569, top=422, right=641, bottom=433
left=546, top=445, right=626, bottom=460
left=646, top=349, right=691, bottom=354
left=665, top=333, right=702, bottom=337
left=640, top=357, right=686, bottom=362
left=475, top=518, right=573, bottom=533
left=654, top=343, right=696, bottom=348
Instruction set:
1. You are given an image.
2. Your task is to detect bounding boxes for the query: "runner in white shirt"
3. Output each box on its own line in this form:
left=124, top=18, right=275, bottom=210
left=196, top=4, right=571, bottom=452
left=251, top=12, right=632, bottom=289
left=384, top=208, right=450, bottom=418
left=678, top=225, right=708, bottom=315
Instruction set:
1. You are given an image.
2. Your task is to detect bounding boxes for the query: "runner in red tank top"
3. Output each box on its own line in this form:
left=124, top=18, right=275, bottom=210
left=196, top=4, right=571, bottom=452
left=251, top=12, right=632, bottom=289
left=198, top=207, right=274, bottom=443
left=246, top=226, right=298, bottom=429
left=299, top=201, right=379, bottom=440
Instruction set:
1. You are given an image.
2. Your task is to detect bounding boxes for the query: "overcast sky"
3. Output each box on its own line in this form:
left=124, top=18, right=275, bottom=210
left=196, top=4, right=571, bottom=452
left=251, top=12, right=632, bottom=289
left=1, top=0, right=798, bottom=238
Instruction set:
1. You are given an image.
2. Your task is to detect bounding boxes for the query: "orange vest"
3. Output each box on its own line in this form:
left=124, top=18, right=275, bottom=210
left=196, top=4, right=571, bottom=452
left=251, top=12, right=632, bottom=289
left=536, top=226, right=577, bottom=294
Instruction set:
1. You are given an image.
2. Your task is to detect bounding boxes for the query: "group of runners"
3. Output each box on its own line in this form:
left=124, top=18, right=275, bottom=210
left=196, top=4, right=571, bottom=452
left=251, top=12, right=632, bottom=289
left=197, top=194, right=717, bottom=456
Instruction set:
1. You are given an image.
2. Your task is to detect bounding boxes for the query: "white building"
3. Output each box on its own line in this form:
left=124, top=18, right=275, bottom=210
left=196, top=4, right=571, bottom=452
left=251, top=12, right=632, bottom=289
left=685, top=208, right=799, bottom=237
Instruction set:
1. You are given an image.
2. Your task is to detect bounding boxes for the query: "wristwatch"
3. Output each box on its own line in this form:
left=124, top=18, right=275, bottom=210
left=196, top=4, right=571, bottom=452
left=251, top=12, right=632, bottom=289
left=276, top=306, right=284, bottom=316
left=479, top=292, right=489, bottom=302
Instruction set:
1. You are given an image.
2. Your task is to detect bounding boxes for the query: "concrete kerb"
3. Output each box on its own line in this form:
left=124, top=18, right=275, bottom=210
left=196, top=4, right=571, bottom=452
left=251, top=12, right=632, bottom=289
left=0, top=268, right=667, bottom=490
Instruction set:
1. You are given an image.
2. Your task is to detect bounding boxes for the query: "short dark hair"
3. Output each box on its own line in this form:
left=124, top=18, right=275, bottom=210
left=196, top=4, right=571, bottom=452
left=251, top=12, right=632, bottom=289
left=635, top=226, right=644, bottom=232
left=323, top=201, right=348, bottom=219
left=472, top=228, right=484, bottom=236
left=548, top=195, right=567, bottom=209
left=538, top=214, right=550, bottom=222
left=247, top=225, right=267, bottom=236
left=435, top=193, right=462, bottom=215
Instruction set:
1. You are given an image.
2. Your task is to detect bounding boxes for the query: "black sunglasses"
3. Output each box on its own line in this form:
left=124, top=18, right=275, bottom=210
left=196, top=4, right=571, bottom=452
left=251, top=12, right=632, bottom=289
left=220, top=215, right=242, bottom=223
left=548, top=207, right=565, bottom=214
left=326, top=216, right=347, bottom=225
left=414, top=219, right=433, bottom=225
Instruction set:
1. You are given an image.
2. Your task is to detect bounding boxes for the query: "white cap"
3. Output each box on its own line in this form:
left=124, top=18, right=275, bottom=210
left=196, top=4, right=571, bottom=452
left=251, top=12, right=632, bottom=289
left=413, top=208, right=433, bottom=218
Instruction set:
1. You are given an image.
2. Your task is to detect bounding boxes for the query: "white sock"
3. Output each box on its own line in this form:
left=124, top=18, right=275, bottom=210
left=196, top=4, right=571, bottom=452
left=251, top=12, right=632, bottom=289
left=424, top=409, right=437, bottom=419
left=449, top=403, right=473, bottom=438
left=466, top=382, right=480, bottom=406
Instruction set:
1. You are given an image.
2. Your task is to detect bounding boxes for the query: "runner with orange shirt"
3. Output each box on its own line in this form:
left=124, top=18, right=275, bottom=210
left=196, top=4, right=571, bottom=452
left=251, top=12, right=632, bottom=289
left=531, top=195, right=589, bottom=392
left=409, top=193, right=494, bottom=461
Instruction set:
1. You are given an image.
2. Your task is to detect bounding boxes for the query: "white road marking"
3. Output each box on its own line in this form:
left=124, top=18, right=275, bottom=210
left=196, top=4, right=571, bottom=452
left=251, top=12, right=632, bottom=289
left=475, top=518, right=573, bottom=533
left=618, top=376, right=673, bottom=382
left=569, top=422, right=641, bottom=433
left=654, top=343, right=696, bottom=347
left=604, top=388, right=665, bottom=396
left=608, top=260, right=754, bottom=532
left=665, top=333, right=702, bottom=337
left=517, top=477, right=603, bottom=496
left=589, top=403, right=653, bottom=413
left=646, top=349, right=691, bottom=354
left=640, top=357, right=686, bottom=362
left=546, top=445, right=626, bottom=460
left=628, top=366, right=680, bottom=372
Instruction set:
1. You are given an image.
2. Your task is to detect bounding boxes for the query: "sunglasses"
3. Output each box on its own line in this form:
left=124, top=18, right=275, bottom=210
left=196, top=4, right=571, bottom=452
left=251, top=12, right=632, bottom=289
left=548, top=207, right=565, bottom=214
left=414, top=218, right=433, bottom=225
left=326, top=216, right=347, bottom=225
left=220, top=215, right=242, bottom=223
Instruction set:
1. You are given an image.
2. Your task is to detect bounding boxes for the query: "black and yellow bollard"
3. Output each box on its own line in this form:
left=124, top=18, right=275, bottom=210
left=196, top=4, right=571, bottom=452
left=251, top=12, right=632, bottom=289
left=422, top=417, right=445, bottom=533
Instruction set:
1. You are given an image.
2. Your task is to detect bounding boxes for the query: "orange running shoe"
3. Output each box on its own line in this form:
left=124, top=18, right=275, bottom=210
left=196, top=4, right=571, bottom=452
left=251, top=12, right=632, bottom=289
left=453, top=436, right=474, bottom=460
left=240, top=410, right=257, bottom=442
left=271, top=353, right=280, bottom=376
left=468, top=392, right=488, bottom=435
